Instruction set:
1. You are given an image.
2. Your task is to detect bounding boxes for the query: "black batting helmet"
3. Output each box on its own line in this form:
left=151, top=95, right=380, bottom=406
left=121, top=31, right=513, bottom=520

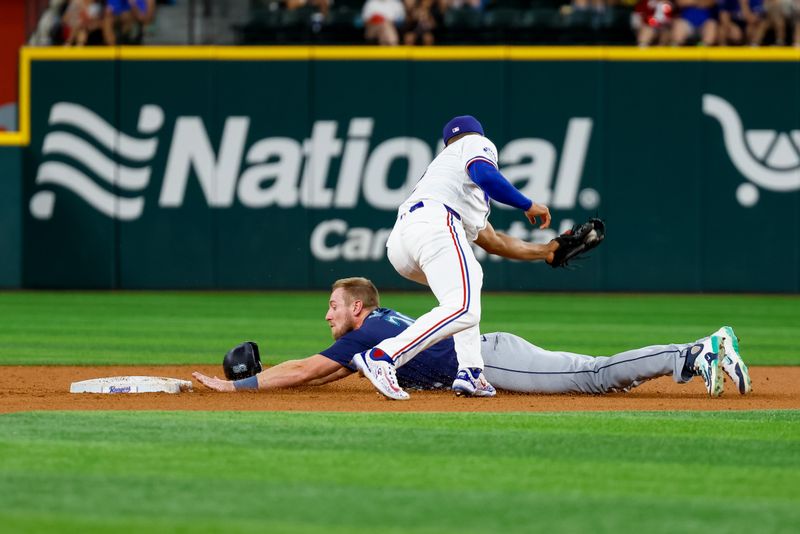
left=223, top=341, right=263, bottom=380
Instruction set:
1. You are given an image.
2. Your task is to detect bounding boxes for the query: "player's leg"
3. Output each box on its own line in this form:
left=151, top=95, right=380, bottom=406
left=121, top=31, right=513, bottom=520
left=380, top=207, right=483, bottom=367
left=479, top=332, right=702, bottom=394
left=388, top=212, right=493, bottom=396
left=386, top=219, right=428, bottom=285
left=451, top=324, right=497, bottom=397
left=354, top=205, right=483, bottom=400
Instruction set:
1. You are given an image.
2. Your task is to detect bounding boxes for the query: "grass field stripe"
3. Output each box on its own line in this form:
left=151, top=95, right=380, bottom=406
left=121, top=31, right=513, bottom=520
left=1, top=410, right=797, bottom=532
left=0, top=292, right=796, bottom=366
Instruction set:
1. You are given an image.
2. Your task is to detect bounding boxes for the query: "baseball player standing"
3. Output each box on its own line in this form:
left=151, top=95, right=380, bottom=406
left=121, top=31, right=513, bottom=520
left=352, top=115, right=555, bottom=400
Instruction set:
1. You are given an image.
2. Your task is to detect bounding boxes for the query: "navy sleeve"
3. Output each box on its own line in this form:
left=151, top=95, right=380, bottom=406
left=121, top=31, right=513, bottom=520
left=468, top=160, right=533, bottom=211
left=319, top=329, right=374, bottom=370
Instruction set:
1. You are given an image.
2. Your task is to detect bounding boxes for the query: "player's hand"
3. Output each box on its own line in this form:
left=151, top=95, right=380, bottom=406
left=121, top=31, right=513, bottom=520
left=192, top=371, right=236, bottom=392
left=525, top=202, right=551, bottom=229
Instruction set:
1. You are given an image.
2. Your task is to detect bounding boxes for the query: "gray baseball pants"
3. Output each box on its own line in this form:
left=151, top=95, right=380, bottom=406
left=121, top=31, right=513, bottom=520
left=480, top=332, right=699, bottom=394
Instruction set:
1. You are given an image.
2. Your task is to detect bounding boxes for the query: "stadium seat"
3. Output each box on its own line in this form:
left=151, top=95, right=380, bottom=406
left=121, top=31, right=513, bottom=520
left=442, top=7, right=484, bottom=44
left=518, top=8, right=560, bottom=44
left=483, top=8, right=524, bottom=44
left=233, top=8, right=283, bottom=44
left=528, top=0, right=563, bottom=9
left=276, top=6, right=315, bottom=44
left=323, top=7, right=363, bottom=44
left=332, top=0, right=367, bottom=9
left=599, top=6, right=635, bottom=44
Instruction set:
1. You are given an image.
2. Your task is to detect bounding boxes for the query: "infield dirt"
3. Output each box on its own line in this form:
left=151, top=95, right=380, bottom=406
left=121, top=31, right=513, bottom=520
left=1, top=365, right=798, bottom=413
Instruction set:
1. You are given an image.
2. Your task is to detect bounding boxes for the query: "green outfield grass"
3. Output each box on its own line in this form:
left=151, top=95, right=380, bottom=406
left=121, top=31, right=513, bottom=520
left=1, top=294, right=798, bottom=533
left=0, top=291, right=797, bottom=365
left=0, top=410, right=798, bottom=533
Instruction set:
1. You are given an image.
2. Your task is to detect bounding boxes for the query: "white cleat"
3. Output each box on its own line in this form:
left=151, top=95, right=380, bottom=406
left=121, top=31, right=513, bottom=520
left=713, top=326, right=753, bottom=395
left=452, top=368, right=497, bottom=397
left=693, top=335, right=724, bottom=398
left=352, top=348, right=409, bottom=401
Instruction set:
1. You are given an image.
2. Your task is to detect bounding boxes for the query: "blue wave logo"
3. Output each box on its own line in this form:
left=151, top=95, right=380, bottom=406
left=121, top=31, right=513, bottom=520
left=30, top=102, right=164, bottom=220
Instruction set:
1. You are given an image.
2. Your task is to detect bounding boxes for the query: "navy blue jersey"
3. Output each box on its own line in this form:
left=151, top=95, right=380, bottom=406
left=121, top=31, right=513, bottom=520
left=319, top=308, right=458, bottom=389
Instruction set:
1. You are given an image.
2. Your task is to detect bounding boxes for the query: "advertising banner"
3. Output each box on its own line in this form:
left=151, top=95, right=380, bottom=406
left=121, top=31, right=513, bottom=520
left=21, top=50, right=800, bottom=291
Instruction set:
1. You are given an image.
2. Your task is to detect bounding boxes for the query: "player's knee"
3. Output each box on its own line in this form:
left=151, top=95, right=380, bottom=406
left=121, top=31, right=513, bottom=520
left=438, top=300, right=480, bottom=326
left=461, top=306, right=481, bottom=327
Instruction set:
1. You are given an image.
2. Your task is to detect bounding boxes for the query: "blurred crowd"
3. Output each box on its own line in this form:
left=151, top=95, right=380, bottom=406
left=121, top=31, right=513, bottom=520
left=278, top=0, right=451, bottom=46
left=30, top=0, right=157, bottom=46
left=282, top=0, right=800, bottom=46
left=361, top=0, right=444, bottom=46
left=632, top=0, right=800, bottom=46
left=26, top=0, right=800, bottom=46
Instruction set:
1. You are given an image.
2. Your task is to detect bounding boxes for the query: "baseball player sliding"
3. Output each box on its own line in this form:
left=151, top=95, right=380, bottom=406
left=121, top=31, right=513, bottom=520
left=192, top=277, right=752, bottom=399
left=351, top=115, right=602, bottom=400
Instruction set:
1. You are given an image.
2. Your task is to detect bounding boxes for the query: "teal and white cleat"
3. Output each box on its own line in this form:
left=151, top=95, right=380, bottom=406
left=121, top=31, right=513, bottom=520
left=693, top=335, right=724, bottom=398
left=714, top=326, right=753, bottom=395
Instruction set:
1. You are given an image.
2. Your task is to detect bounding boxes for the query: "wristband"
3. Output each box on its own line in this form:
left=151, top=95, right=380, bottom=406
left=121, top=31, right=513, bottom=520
left=233, top=375, right=259, bottom=391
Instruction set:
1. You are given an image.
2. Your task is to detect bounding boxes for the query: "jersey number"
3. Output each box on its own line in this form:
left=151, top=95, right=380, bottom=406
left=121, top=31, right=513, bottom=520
left=385, top=312, right=415, bottom=328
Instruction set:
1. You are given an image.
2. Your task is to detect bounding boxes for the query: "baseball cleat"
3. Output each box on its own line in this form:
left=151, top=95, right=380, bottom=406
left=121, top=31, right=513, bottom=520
left=352, top=348, right=409, bottom=401
left=713, top=326, right=752, bottom=395
left=452, top=368, right=496, bottom=397
left=692, top=336, right=724, bottom=398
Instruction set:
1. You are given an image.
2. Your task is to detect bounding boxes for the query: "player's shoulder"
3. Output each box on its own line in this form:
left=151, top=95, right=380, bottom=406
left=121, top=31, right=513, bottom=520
left=461, top=134, right=498, bottom=156
left=459, top=134, right=498, bottom=168
left=359, top=308, right=394, bottom=331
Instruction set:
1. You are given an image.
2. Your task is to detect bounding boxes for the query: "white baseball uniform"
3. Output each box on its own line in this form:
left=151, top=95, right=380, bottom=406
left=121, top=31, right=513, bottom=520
left=377, top=134, right=500, bottom=370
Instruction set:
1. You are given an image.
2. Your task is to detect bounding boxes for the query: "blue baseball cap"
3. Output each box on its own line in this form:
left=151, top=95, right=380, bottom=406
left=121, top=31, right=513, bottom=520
left=442, top=115, right=484, bottom=145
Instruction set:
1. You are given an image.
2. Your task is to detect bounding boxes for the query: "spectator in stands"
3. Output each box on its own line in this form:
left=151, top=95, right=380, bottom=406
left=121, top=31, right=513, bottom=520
left=793, top=0, right=800, bottom=46
left=719, top=0, right=782, bottom=46
left=107, top=0, right=156, bottom=44
left=632, top=0, right=674, bottom=46
left=362, top=0, right=406, bottom=45
left=762, top=0, right=788, bottom=44
left=62, top=0, right=114, bottom=46
left=741, top=0, right=770, bottom=44
left=30, top=0, right=68, bottom=45
left=573, top=0, right=608, bottom=13
left=403, top=0, right=437, bottom=45
left=672, top=0, right=718, bottom=45
left=718, top=0, right=747, bottom=43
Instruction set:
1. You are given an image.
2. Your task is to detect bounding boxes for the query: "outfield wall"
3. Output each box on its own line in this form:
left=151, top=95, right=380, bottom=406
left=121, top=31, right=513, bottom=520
left=0, top=146, right=21, bottom=288
left=3, top=47, right=800, bottom=291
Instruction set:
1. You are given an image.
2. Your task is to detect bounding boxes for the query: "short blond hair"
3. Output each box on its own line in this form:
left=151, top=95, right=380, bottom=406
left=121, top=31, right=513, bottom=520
left=332, top=277, right=380, bottom=308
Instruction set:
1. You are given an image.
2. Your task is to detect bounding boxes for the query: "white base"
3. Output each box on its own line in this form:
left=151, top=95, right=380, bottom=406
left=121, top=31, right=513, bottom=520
left=70, top=376, right=193, bottom=394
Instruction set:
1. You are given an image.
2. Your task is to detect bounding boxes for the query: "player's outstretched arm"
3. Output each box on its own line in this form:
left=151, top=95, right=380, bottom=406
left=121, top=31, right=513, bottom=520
left=306, top=366, right=355, bottom=386
left=468, top=161, right=550, bottom=228
left=475, top=221, right=558, bottom=263
left=193, top=354, right=348, bottom=392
